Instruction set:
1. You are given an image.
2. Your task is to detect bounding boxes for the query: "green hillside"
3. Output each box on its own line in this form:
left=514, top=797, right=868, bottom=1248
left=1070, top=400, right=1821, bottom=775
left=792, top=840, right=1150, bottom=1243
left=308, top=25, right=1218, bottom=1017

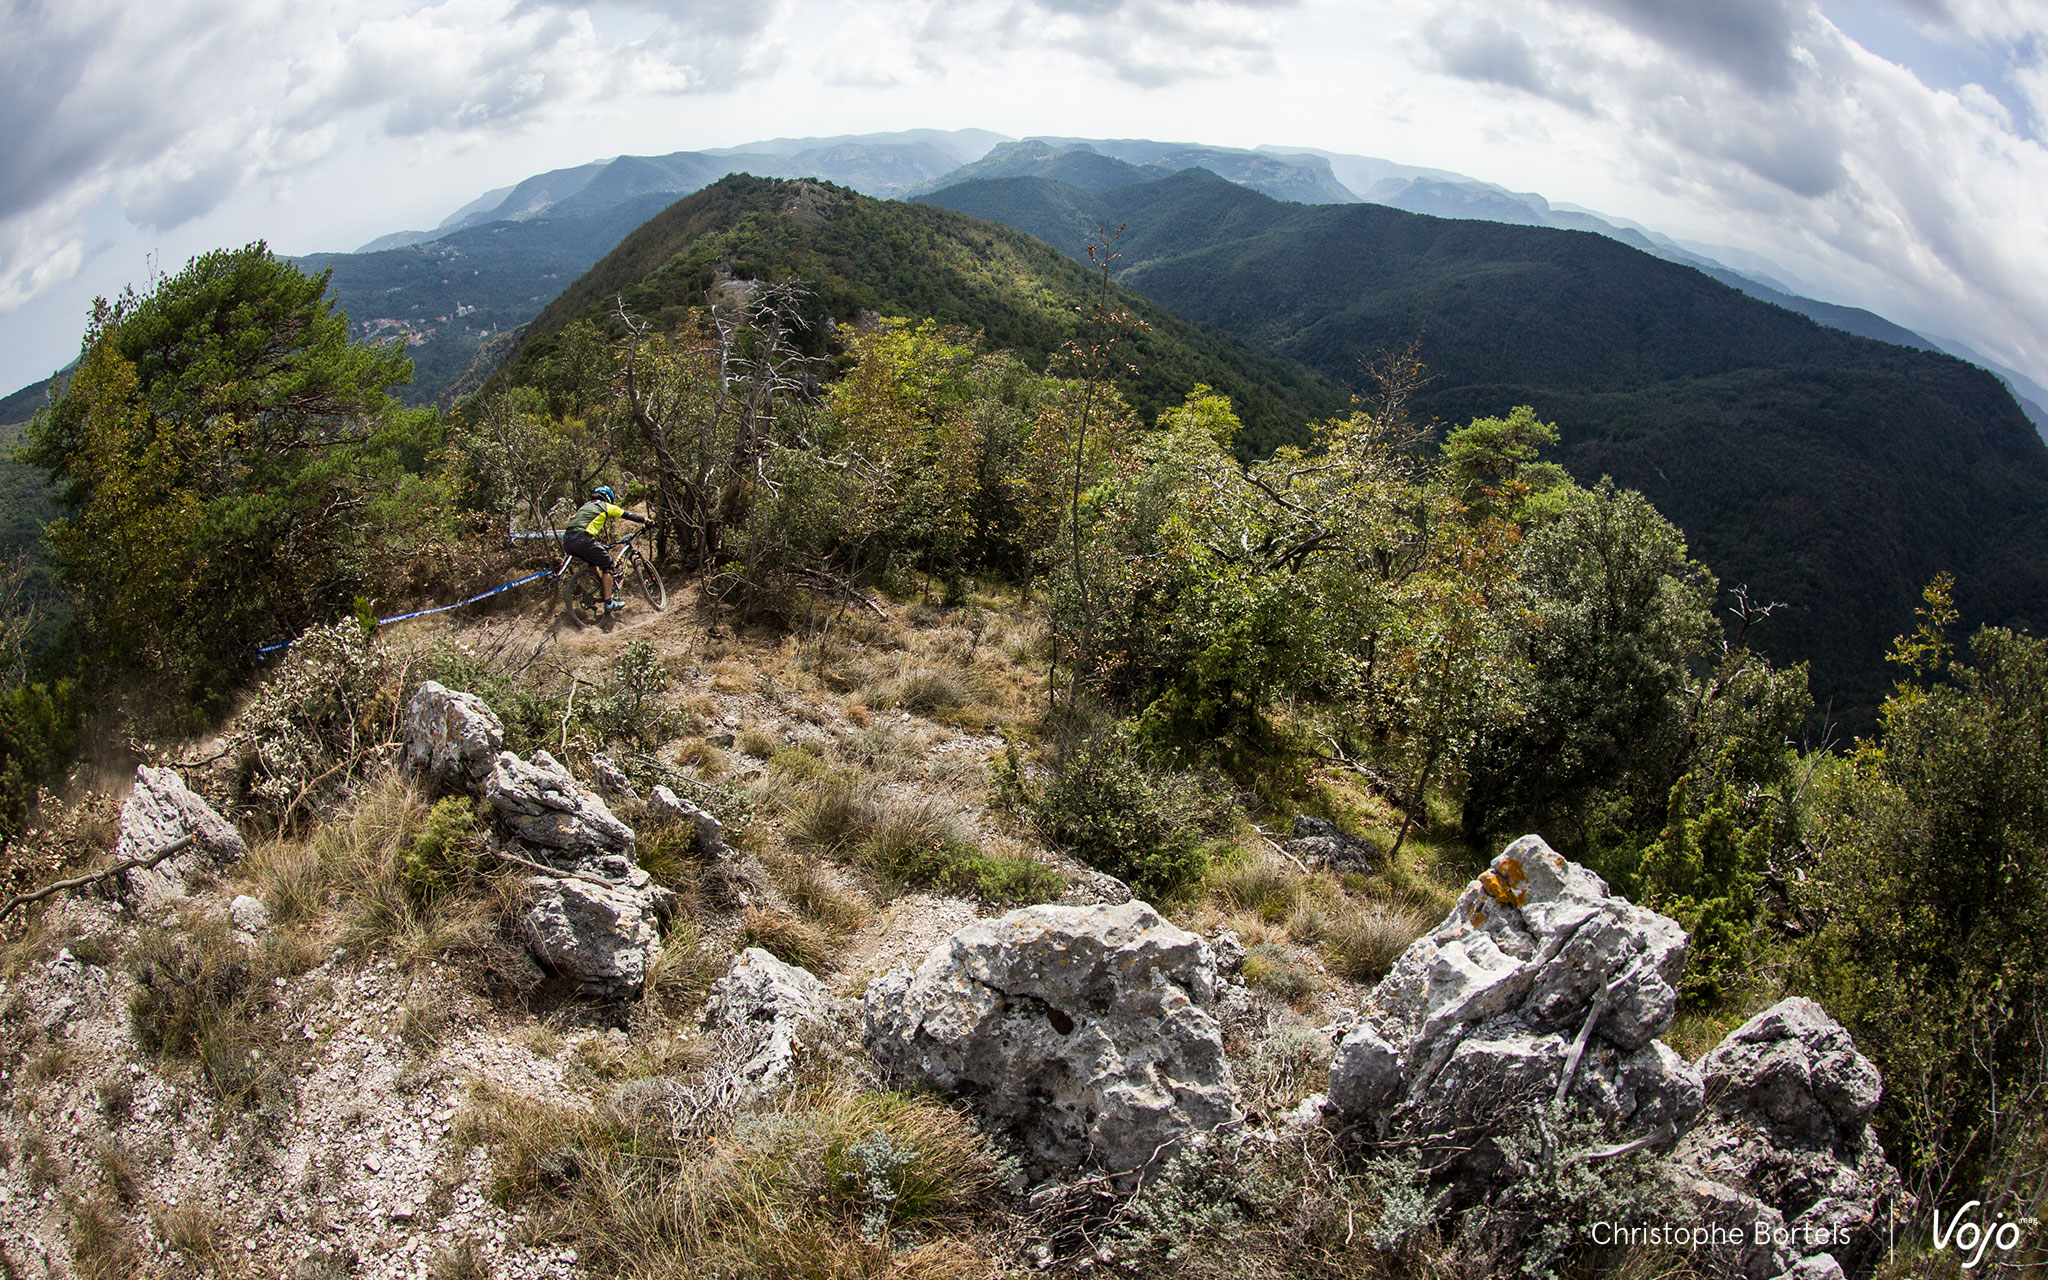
left=922, top=170, right=2048, bottom=723
left=509, top=175, right=1349, bottom=454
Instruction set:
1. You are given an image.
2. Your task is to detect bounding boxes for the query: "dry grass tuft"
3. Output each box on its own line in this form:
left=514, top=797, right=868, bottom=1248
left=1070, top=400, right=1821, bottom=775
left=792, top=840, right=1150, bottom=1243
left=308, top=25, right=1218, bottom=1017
left=427, top=1238, right=494, bottom=1280
left=642, top=918, right=724, bottom=1019
left=739, top=908, right=833, bottom=973
left=771, top=853, right=873, bottom=937
left=284, top=769, right=531, bottom=980
left=67, top=1193, right=141, bottom=1280
left=1322, top=903, right=1431, bottom=984
left=459, top=1082, right=1005, bottom=1278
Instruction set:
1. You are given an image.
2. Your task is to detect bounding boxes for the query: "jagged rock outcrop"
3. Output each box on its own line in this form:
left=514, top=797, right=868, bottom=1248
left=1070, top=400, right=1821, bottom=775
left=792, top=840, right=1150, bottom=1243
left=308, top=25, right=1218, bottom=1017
left=1327, top=836, right=1702, bottom=1179
left=704, top=948, right=845, bottom=1093
left=1669, top=998, right=1905, bottom=1280
left=485, top=750, right=634, bottom=860
left=117, top=765, right=248, bottom=910
left=524, top=867, right=676, bottom=997
left=444, top=729, right=678, bottom=998
left=650, top=784, right=728, bottom=858
left=863, top=900, right=1240, bottom=1181
left=1282, top=815, right=1374, bottom=871
left=403, top=681, right=506, bottom=790
left=589, top=752, right=635, bottom=802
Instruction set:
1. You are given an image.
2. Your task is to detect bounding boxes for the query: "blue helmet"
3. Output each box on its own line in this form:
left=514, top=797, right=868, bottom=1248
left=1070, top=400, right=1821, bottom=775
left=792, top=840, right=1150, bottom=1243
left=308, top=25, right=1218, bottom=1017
left=592, top=485, right=617, bottom=504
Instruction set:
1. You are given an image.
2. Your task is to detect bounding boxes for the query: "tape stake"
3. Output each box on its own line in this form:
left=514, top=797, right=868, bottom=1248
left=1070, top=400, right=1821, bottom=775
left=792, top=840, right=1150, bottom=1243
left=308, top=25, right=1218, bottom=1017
left=252, top=567, right=560, bottom=659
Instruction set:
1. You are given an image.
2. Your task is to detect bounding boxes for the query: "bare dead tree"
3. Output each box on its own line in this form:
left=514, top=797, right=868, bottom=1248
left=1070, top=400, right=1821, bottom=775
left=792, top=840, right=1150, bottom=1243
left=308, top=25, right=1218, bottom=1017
left=614, top=283, right=817, bottom=575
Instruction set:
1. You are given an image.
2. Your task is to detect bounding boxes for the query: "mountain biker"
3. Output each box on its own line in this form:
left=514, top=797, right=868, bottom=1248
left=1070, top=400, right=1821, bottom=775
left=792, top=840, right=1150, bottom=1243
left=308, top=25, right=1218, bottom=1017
left=564, top=485, right=649, bottom=612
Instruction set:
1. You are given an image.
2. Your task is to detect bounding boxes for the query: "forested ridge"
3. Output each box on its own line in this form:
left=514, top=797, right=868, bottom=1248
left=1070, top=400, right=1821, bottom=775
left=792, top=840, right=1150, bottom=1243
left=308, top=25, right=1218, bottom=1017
left=924, top=168, right=2048, bottom=725
left=0, top=181, right=2044, bottom=1277
left=508, top=175, right=1349, bottom=457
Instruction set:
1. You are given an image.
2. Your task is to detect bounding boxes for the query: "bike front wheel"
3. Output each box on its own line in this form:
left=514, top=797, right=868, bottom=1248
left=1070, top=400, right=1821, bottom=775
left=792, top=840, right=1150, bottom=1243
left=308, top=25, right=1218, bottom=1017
left=630, top=555, right=666, bottom=612
left=562, top=566, right=605, bottom=629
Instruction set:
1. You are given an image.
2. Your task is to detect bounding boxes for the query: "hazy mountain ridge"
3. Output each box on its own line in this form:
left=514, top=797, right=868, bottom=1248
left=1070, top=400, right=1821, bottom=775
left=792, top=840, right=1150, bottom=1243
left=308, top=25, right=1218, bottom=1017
left=918, top=166, right=2048, bottom=722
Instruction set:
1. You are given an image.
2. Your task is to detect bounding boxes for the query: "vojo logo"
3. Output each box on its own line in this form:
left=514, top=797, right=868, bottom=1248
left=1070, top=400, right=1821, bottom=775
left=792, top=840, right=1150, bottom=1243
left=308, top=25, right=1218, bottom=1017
left=1931, top=1202, right=2038, bottom=1270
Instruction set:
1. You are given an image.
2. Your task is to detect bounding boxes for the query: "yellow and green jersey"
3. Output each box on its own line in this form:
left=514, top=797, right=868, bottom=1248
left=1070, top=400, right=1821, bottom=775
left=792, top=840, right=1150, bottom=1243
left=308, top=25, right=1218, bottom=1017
left=569, top=500, right=626, bottom=536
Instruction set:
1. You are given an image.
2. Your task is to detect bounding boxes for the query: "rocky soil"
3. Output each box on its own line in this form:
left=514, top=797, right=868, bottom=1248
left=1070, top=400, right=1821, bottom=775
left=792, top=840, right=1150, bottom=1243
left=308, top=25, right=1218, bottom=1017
left=0, top=602, right=1909, bottom=1280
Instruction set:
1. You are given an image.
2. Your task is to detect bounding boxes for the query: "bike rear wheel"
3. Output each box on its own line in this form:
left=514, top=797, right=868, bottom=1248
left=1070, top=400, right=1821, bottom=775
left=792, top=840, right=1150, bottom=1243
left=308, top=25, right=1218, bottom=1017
left=630, top=554, right=666, bottom=612
left=562, top=566, right=605, bottom=629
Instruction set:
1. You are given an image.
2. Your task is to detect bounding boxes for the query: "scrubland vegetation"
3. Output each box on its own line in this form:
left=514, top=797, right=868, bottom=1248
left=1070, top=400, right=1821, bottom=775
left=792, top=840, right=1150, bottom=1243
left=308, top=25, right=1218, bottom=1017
left=0, top=228, right=2043, bottom=1277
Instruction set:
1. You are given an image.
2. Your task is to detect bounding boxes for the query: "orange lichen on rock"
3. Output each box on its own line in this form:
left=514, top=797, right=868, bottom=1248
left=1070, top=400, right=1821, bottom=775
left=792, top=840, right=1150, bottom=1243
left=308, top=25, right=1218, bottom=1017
left=1478, top=856, right=1530, bottom=908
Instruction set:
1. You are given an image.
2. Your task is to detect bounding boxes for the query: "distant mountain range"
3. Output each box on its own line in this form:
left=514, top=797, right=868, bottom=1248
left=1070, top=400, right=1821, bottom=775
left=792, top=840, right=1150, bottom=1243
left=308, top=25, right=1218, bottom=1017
left=357, top=129, right=1008, bottom=251
left=4, top=129, right=2039, bottom=436
left=917, top=166, right=2048, bottom=723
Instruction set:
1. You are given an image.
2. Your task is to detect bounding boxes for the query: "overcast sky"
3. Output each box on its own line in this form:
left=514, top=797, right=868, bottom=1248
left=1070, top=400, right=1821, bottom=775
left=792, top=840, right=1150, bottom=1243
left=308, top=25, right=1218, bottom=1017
left=3, top=0, right=2046, bottom=394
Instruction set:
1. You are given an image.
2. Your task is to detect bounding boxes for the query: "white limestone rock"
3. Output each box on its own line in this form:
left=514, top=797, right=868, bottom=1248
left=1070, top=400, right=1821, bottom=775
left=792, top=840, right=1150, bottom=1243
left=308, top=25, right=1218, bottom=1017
left=403, top=681, right=506, bottom=791
left=862, top=900, right=1240, bottom=1180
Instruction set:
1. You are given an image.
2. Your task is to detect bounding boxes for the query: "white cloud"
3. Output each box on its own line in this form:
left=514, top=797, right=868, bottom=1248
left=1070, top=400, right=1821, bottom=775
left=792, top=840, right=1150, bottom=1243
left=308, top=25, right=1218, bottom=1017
left=1405, top=0, right=2048, bottom=380
left=0, top=0, right=791, bottom=317
left=881, top=0, right=1298, bottom=88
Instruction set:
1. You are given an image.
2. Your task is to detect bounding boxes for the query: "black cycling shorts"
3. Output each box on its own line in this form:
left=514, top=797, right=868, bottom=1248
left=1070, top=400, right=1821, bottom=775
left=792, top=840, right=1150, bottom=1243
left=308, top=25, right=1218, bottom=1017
left=563, top=528, right=615, bottom=573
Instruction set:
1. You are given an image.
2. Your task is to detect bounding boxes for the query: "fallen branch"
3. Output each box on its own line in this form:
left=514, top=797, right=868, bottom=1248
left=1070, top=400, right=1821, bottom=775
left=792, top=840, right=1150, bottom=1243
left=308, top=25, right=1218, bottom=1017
left=560, top=675, right=583, bottom=755
left=1249, top=824, right=1314, bottom=875
left=488, top=844, right=620, bottom=889
left=0, top=834, right=198, bottom=922
left=1554, top=953, right=1654, bottom=1110
left=1572, top=1123, right=1677, bottom=1163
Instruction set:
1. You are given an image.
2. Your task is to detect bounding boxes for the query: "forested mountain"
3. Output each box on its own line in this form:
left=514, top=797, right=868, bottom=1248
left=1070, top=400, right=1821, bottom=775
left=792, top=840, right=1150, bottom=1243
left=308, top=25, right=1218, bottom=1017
left=921, top=168, right=2048, bottom=723
left=506, top=175, right=1349, bottom=453
left=900, top=140, right=1168, bottom=194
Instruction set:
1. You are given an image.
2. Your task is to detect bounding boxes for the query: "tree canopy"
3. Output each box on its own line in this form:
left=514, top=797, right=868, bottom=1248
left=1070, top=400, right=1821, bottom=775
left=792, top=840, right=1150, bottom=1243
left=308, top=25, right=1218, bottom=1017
left=23, top=243, right=438, bottom=709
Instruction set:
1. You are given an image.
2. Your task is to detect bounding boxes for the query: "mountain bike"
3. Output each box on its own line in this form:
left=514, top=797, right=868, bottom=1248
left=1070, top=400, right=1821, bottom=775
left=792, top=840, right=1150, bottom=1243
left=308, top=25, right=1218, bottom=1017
left=559, top=523, right=666, bottom=629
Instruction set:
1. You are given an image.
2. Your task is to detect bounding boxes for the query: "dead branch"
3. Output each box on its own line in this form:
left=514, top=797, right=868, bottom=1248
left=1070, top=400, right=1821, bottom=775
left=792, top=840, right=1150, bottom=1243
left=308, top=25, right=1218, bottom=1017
left=0, top=834, right=198, bottom=922
left=488, top=845, right=620, bottom=889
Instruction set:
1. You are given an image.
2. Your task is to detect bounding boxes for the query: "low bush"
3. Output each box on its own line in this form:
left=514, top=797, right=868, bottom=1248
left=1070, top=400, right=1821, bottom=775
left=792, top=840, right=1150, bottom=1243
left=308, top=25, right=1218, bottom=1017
left=1095, top=1128, right=1388, bottom=1279
left=1005, top=729, right=1231, bottom=898
left=1240, top=942, right=1324, bottom=1008
left=126, top=915, right=286, bottom=1110
left=235, top=621, right=396, bottom=825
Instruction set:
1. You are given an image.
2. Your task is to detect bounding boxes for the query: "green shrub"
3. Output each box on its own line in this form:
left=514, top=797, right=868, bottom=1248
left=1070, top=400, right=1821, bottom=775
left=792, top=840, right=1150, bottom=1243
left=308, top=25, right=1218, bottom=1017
left=863, top=830, right=1062, bottom=905
left=402, top=796, right=482, bottom=899
left=1010, top=729, right=1227, bottom=898
left=1240, top=942, right=1324, bottom=1008
left=1100, top=1128, right=1385, bottom=1279
left=0, top=678, right=77, bottom=832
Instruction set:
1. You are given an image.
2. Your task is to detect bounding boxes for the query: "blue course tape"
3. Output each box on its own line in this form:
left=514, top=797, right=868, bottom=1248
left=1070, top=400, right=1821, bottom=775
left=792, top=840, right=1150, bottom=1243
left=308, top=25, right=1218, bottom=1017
left=506, top=530, right=564, bottom=541
left=253, top=567, right=559, bottom=660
